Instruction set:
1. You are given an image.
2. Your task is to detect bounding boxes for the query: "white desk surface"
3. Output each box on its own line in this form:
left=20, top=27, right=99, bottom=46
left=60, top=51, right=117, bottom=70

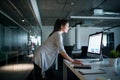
left=63, top=59, right=120, bottom=80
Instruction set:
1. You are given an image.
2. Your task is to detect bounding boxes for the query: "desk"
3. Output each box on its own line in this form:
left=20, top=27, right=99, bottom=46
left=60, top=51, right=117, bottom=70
left=63, top=59, right=120, bottom=80
left=2, top=51, right=19, bottom=64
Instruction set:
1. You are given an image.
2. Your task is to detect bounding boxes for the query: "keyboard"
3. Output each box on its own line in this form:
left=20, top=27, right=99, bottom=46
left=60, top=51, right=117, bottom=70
left=82, top=59, right=100, bottom=63
left=73, top=64, right=91, bottom=69
left=88, top=60, right=100, bottom=63
left=81, top=59, right=103, bottom=65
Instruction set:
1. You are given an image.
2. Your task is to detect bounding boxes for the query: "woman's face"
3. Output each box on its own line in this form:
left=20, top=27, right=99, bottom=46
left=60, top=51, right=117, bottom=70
left=61, top=23, right=69, bottom=33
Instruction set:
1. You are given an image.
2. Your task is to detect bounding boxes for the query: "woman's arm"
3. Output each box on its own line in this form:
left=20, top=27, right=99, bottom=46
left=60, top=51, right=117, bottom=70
left=60, top=51, right=82, bottom=64
left=55, top=32, right=82, bottom=64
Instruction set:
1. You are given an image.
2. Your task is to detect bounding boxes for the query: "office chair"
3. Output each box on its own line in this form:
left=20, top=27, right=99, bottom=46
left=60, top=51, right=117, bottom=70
left=116, top=44, right=120, bottom=53
left=81, top=46, right=88, bottom=58
left=57, top=46, right=74, bottom=69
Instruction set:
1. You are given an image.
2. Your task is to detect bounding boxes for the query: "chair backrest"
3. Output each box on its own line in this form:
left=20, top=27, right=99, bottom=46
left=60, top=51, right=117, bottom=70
left=64, top=46, right=74, bottom=57
left=116, top=44, right=120, bottom=53
left=81, top=46, right=88, bottom=58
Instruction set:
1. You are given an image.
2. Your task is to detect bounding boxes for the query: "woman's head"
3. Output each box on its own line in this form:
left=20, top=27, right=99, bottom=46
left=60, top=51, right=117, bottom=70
left=54, top=19, right=69, bottom=32
left=49, top=19, right=69, bottom=36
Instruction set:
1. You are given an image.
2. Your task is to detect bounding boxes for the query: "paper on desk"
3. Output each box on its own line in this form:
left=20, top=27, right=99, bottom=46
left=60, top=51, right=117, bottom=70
left=78, top=69, right=106, bottom=75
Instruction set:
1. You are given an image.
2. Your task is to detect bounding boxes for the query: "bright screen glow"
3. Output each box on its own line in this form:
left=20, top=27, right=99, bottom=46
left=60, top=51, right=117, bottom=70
left=87, top=32, right=103, bottom=54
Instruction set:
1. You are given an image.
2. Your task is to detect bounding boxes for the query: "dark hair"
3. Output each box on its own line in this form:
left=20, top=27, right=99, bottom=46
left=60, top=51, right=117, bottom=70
left=49, top=19, right=69, bottom=37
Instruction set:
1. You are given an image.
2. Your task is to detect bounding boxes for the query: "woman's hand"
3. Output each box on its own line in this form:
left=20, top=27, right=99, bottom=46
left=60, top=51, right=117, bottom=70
left=72, top=59, right=83, bottom=65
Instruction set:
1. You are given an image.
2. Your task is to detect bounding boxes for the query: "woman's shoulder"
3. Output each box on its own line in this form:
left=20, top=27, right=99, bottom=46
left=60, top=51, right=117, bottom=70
left=52, top=31, right=61, bottom=36
left=48, top=31, right=62, bottom=40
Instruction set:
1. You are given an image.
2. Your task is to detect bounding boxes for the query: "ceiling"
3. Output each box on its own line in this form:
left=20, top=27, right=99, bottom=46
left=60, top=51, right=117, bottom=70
left=0, top=0, right=40, bottom=35
left=0, top=0, right=120, bottom=35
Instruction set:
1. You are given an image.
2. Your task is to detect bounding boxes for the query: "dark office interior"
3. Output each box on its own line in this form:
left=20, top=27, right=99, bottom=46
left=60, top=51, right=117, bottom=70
left=0, top=0, right=120, bottom=80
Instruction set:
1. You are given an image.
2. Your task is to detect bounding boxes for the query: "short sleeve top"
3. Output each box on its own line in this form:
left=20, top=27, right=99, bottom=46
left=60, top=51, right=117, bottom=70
left=33, top=31, right=66, bottom=73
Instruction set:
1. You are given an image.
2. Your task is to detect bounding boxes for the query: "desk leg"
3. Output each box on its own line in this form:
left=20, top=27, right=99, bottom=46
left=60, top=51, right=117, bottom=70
left=6, top=54, right=8, bottom=64
left=63, top=62, right=67, bottom=80
left=16, top=53, right=18, bottom=63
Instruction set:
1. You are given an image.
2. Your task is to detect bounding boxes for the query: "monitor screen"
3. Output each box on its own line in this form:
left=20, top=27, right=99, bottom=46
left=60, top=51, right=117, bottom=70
left=87, top=32, right=103, bottom=54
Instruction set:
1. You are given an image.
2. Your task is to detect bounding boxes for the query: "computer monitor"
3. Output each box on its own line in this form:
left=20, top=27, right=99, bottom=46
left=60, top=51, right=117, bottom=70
left=87, top=32, right=103, bottom=60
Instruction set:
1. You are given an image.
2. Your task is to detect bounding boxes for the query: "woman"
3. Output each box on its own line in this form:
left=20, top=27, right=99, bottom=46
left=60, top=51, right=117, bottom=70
left=33, top=19, right=82, bottom=80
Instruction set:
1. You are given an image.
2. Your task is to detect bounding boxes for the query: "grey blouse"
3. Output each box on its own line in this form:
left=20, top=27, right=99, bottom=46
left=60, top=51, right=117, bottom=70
left=33, top=31, right=66, bottom=76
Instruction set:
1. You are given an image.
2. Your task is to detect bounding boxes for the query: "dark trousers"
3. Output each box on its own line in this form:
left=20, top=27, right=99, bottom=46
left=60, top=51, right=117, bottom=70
left=33, top=62, right=55, bottom=80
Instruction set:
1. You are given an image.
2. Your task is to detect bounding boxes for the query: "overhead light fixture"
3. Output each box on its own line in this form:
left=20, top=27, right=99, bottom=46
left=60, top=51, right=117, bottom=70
left=71, top=2, right=75, bottom=6
left=94, top=9, right=104, bottom=15
left=104, top=12, right=120, bottom=15
left=70, top=16, right=120, bottom=20
left=94, top=9, right=120, bottom=16
left=22, top=19, right=25, bottom=22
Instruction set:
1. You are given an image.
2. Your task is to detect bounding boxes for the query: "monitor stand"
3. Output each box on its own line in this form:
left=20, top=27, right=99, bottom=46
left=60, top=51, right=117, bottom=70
left=87, top=53, right=103, bottom=63
left=99, top=53, right=103, bottom=61
left=99, top=49, right=104, bottom=61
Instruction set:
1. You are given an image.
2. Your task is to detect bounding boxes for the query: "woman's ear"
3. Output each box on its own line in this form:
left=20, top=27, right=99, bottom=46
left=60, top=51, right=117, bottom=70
left=61, top=25, right=64, bottom=29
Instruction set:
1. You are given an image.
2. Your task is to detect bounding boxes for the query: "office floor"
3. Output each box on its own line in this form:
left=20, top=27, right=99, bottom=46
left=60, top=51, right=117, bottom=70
left=0, top=54, right=79, bottom=80
left=26, top=66, right=79, bottom=80
left=0, top=54, right=34, bottom=80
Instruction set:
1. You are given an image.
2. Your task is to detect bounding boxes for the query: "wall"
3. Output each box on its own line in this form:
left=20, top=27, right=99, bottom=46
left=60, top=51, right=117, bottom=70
left=42, top=26, right=120, bottom=50
left=63, top=26, right=120, bottom=50
left=0, top=25, right=4, bottom=50
left=0, top=25, right=28, bottom=55
left=111, top=27, right=120, bottom=49
left=42, top=26, right=103, bottom=48
left=63, top=28, right=75, bottom=46
left=63, top=26, right=103, bottom=49
left=42, top=26, right=75, bottom=45
left=42, top=26, right=53, bottom=42
left=4, top=27, right=12, bottom=48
